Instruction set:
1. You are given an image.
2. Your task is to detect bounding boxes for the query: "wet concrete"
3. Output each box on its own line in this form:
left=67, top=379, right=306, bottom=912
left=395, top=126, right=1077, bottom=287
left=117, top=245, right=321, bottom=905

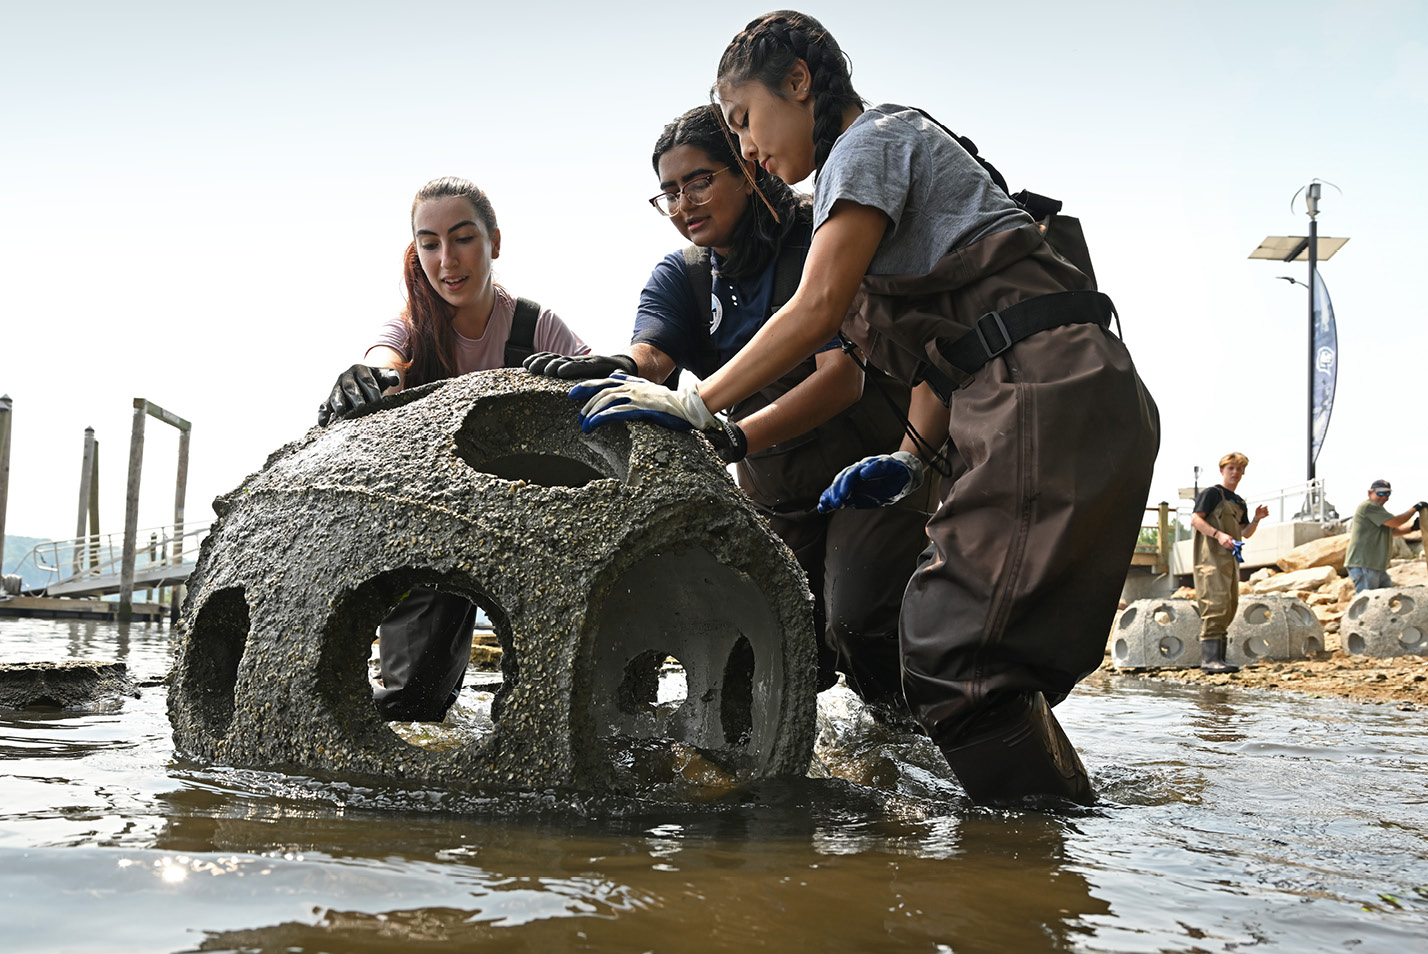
left=167, top=370, right=817, bottom=792
left=0, top=659, right=135, bottom=711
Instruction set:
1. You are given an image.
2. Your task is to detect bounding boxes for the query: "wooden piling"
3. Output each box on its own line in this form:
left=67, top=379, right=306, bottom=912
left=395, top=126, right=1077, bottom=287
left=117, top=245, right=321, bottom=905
left=73, top=428, right=97, bottom=576
left=118, top=399, right=192, bottom=621
left=0, top=395, right=11, bottom=570
left=118, top=401, right=147, bottom=621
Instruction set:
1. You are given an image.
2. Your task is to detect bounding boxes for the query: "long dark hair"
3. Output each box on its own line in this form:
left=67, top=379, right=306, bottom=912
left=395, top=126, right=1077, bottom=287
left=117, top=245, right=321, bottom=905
left=399, top=177, right=499, bottom=388
left=716, top=10, right=863, bottom=176
left=652, top=105, right=809, bottom=281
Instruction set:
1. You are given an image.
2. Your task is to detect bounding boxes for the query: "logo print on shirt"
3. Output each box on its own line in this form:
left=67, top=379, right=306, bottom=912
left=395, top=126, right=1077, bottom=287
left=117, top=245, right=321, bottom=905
left=709, top=293, right=723, bottom=336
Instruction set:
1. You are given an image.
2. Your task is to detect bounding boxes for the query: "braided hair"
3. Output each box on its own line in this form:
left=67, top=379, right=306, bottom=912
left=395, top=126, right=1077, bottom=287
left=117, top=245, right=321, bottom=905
left=652, top=105, right=810, bottom=282
left=716, top=10, right=863, bottom=175
left=400, top=177, right=499, bottom=387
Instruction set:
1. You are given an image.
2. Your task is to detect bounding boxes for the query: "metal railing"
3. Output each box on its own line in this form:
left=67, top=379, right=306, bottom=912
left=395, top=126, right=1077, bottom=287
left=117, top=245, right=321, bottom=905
left=11, top=522, right=211, bottom=596
left=1132, top=502, right=1174, bottom=574
left=1170, top=478, right=1339, bottom=536
left=1244, top=478, right=1339, bottom=525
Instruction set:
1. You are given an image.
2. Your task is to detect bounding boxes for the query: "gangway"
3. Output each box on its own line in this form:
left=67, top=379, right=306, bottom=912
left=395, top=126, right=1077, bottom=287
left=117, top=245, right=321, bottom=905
left=14, top=522, right=210, bottom=599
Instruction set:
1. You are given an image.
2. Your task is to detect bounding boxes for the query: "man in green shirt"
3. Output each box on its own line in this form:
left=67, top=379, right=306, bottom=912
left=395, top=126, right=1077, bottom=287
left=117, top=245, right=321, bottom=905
left=1345, top=479, right=1423, bottom=593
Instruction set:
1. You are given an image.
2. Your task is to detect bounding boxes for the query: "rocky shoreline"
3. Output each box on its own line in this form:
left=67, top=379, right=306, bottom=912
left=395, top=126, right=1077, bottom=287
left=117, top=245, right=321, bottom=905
left=1102, top=529, right=1427, bottom=710
left=1091, top=650, right=1427, bottom=710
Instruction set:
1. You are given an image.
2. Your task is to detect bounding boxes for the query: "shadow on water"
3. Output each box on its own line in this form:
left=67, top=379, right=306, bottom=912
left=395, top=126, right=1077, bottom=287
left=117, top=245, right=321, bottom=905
left=2, top=617, right=1426, bottom=953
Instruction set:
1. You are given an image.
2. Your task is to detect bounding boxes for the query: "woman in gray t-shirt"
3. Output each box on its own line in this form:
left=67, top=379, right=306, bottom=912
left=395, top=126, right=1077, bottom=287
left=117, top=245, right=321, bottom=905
left=576, top=10, right=1160, bottom=807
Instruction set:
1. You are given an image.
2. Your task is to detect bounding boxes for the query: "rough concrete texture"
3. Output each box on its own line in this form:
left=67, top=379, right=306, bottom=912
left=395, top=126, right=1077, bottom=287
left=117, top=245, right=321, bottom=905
left=1112, top=596, right=1323, bottom=668
left=168, top=370, right=817, bottom=792
left=0, top=660, right=136, bottom=711
left=1111, top=599, right=1202, bottom=668
left=1228, top=595, right=1324, bottom=662
left=1340, top=586, right=1428, bottom=658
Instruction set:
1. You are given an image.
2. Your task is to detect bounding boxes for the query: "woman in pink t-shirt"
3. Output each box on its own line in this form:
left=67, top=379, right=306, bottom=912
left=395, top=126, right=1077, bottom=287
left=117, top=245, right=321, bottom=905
left=318, top=177, right=588, bottom=423
left=315, top=177, right=589, bottom=723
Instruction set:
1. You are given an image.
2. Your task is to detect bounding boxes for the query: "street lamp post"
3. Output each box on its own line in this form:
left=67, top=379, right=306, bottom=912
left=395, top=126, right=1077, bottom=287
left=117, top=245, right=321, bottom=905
left=1249, top=181, right=1348, bottom=482
left=1304, top=184, right=1321, bottom=481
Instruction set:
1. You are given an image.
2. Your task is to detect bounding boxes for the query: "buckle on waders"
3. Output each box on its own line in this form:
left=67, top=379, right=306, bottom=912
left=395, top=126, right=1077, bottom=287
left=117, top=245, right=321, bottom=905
left=974, top=311, right=1012, bottom=359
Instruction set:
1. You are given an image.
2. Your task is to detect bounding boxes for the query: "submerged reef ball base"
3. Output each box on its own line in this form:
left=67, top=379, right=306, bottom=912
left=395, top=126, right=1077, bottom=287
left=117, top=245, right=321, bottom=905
left=167, top=370, right=817, bottom=792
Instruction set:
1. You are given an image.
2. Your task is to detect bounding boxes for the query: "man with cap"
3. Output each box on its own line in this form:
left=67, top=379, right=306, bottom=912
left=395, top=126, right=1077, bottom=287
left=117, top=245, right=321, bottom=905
left=1345, top=479, right=1424, bottom=593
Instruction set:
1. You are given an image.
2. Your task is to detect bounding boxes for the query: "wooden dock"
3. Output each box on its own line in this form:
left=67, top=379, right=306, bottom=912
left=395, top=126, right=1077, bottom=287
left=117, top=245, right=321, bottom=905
left=0, top=595, right=167, bottom=621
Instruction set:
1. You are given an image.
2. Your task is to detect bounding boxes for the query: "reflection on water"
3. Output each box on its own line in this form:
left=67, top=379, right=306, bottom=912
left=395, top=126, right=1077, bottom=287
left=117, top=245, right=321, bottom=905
left=1, top=617, right=1425, bottom=952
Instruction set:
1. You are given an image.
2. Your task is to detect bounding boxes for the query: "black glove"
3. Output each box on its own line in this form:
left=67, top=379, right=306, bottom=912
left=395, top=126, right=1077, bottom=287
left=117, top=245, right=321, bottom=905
left=317, top=364, right=401, bottom=426
left=703, top=420, right=749, bottom=464
left=1415, top=501, right=1428, bottom=511
left=524, top=351, right=638, bottom=379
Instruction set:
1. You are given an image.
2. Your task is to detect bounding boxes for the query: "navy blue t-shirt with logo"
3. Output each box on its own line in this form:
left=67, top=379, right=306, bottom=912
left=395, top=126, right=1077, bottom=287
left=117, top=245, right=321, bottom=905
left=630, top=223, right=835, bottom=380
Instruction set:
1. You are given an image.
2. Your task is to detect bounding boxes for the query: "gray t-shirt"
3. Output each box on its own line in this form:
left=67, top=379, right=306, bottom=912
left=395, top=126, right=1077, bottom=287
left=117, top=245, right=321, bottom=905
left=812, top=105, right=1031, bottom=276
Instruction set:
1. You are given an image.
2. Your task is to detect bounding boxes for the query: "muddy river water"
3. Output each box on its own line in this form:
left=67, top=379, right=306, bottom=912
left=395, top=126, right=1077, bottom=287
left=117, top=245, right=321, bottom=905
left=2, top=616, right=1425, bottom=953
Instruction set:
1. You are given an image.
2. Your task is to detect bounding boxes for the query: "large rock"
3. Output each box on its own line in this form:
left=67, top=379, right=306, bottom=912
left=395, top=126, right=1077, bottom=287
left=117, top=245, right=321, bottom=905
left=167, top=371, right=818, bottom=793
left=1275, top=534, right=1349, bottom=573
left=1389, top=560, right=1428, bottom=588
left=1250, top=565, right=1340, bottom=594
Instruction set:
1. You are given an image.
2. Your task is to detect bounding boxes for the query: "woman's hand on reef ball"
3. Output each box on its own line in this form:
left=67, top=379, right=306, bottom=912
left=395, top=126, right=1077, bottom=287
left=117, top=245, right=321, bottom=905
left=569, top=371, right=717, bottom=434
left=524, top=352, right=638, bottom=379
left=317, top=364, right=401, bottom=426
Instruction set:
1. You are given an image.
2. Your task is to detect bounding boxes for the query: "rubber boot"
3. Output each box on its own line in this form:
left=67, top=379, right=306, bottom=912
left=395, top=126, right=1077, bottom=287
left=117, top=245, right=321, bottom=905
left=937, top=691, right=1094, bottom=807
left=1199, top=637, right=1239, bottom=674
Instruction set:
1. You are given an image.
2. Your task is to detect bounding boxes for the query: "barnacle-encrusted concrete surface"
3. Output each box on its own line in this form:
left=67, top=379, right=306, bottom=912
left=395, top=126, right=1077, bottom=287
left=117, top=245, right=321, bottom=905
left=0, top=660, right=136, bottom=711
left=168, top=370, right=817, bottom=791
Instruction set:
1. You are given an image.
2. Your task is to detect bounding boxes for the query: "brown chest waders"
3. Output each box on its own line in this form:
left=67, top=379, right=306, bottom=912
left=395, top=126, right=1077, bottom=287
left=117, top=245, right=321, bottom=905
left=852, top=224, right=1161, bottom=805
left=1193, top=496, right=1245, bottom=640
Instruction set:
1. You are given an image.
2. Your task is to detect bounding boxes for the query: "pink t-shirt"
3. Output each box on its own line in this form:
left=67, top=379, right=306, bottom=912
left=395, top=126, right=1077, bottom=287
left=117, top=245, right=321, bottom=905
left=367, top=283, right=588, bottom=376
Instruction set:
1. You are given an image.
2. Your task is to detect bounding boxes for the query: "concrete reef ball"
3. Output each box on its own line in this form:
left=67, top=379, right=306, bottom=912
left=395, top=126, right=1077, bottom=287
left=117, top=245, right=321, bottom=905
left=1111, top=596, right=1322, bottom=668
left=168, top=370, right=818, bottom=792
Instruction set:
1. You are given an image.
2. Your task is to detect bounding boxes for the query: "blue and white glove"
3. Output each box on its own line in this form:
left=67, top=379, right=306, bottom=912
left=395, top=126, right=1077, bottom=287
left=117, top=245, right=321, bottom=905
left=570, top=371, right=718, bottom=434
left=1232, top=540, right=1245, bottom=564
left=817, top=452, right=926, bottom=513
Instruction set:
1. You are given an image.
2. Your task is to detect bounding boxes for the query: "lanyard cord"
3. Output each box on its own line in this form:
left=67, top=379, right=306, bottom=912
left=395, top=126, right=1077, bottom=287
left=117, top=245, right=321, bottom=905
left=837, top=334, right=957, bottom=479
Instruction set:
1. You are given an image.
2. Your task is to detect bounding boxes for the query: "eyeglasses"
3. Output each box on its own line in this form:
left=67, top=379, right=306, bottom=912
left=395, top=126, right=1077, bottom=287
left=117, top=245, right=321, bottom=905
left=649, top=168, right=730, bottom=216
left=1374, top=491, right=1391, bottom=497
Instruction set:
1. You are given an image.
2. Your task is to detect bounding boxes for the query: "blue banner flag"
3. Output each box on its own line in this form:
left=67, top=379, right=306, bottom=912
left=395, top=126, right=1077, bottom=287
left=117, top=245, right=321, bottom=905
left=1311, top=272, right=1337, bottom=465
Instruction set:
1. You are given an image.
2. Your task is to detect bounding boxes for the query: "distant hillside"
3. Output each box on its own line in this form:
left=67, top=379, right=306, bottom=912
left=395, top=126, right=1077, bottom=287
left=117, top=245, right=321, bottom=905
left=3, top=535, right=54, bottom=591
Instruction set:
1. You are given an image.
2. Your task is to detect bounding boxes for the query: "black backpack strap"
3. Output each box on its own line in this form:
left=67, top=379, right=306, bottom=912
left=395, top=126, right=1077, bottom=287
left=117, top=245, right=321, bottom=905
left=914, top=108, right=1009, bottom=195
left=681, top=245, right=713, bottom=316
left=503, top=297, right=541, bottom=368
left=681, top=245, right=714, bottom=383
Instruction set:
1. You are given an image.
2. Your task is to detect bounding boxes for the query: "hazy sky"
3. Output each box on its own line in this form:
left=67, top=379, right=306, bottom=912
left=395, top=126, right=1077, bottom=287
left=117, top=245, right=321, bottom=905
left=2, top=0, right=1425, bottom=545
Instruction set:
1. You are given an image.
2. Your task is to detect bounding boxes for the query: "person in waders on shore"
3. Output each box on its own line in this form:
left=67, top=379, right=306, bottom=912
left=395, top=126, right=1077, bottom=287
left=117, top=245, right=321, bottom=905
left=527, top=104, right=934, bottom=721
left=1190, top=452, right=1269, bottom=674
left=316, top=177, right=590, bottom=722
left=570, top=11, right=1159, bottom=806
